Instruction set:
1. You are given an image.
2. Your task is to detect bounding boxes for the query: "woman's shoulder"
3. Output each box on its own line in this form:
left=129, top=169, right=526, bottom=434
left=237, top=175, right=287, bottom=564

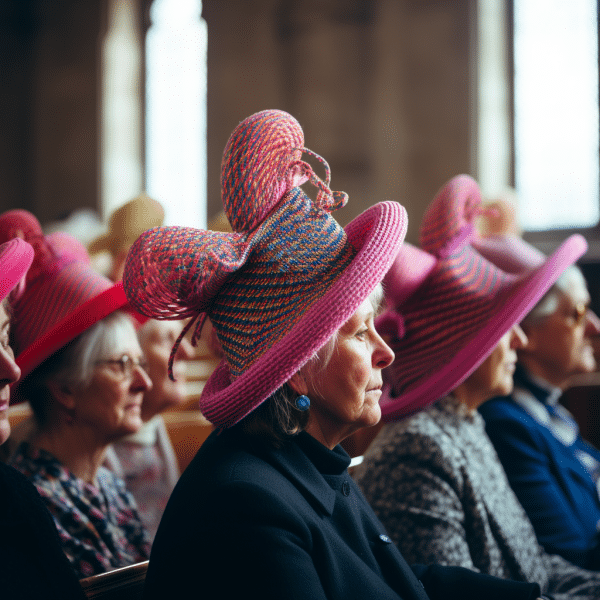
left=356, top=405, right=465, bottom=488
left=479, top=394, right=532, bottom=422
left=177, top=428, right=311, bottom=498
left=372, top=404, right=459, bottom=457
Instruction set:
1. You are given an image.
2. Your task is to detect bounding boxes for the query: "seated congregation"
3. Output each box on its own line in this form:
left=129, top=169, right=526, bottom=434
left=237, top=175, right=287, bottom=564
left=1, top=111, right=600, bottom=600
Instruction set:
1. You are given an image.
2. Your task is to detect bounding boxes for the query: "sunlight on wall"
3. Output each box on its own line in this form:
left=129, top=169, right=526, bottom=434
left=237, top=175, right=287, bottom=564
left=476, top=0, right=511, bottom=200
left=101, top=0, right=143, bottom=219
left=145, top=0, right=207, bottom=228
left=514, top=0, right=599, bottom=231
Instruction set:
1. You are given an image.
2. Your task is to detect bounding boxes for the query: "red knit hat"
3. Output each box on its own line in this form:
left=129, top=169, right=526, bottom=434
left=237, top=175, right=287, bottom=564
left=0, top=210, right=136, bottom=382
left=377, top=175, right=586, bottom=421
left=0, top=238, right=34, bottom=304
left=123, top=109, right=408, bottom=429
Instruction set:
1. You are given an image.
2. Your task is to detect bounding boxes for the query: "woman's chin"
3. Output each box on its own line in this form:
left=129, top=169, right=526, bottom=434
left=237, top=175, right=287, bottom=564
left=359, top=404, right=382, bottom=429
left=0, top=417, right=10, bottom=446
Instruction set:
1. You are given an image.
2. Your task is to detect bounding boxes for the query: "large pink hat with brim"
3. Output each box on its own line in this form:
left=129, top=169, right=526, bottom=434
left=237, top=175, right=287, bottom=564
left=0, top=238, right=34, bottom=304
left=123, top=109, right=408, bottom=429
left=377, top=174, right=587, bottom=422
left=0, top=209, right=143, bottom=386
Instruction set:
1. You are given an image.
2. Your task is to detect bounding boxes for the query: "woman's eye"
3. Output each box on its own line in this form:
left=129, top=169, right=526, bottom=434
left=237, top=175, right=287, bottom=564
left=356, top=329, right=368, bottom=339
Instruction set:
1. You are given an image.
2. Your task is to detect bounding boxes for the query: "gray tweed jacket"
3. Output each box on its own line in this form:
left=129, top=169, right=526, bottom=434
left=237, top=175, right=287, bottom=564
left=354, top=397, right=600, bottom=600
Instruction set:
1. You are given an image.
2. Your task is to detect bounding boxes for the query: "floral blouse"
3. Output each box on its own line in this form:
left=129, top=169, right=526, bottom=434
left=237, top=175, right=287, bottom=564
left=10, top=442, right=151, bottom=578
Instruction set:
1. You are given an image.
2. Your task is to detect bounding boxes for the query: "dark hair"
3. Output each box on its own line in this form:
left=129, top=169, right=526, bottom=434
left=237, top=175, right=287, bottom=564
left=240, top=382, right=310, bottom=447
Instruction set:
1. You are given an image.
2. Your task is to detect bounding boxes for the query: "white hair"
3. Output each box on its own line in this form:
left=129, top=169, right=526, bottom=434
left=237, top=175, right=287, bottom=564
left=23, top=310, right=139, bottom=425
left=523, top=265, right=588, bottom=324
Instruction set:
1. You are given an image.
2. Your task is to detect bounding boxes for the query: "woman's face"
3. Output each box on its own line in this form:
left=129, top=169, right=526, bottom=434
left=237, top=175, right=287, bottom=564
left=299, top=296, right=395, bottom=449
left=522, top=283, right=600, bottom=387
left=138, top=319, right=194, bottom=421
left=71, top=326, right=152, bottom=442
left=457, top=324, right=528, bottom=410
left=0, top=302, right=21, bottom=445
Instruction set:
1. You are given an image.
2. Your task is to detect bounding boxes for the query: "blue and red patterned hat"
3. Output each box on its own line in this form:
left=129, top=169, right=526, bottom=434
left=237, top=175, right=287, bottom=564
left=123, top=109, right=408, bottom=428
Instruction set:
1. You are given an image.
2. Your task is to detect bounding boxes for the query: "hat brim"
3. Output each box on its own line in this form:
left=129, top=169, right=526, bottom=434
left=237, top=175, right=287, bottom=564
left=200, top=201, right=408, bottom=427
left=15, top=281, right=134, bottom=380
left=379, top=233, right=587, bottom=421
left=0, top=239, right=34, bottom=303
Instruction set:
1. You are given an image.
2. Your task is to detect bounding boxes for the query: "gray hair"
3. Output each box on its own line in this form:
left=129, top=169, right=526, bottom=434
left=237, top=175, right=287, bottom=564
left=523, top=265, right=588, bottom=325
left=21, top=310, right=137, bottom=426
left=241, top=284, right=385, bottom=446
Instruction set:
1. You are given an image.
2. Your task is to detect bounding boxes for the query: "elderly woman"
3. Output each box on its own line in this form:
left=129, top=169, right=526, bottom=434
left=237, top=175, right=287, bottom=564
left=0, top=237, right=86, bottom=599
left=0, top=210, right=152, bottom=578
left=105, top=318, right=194, bottom=540
left=477, top=236, right=600, bottom=569
left=355, top=175, right=600, bottom=599
left=123, top=111, right=547, bottom=600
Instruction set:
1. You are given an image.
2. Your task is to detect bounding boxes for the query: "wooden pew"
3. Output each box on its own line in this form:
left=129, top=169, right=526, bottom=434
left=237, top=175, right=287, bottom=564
left=80, top=561, right=148, bottom=600
left=162, top=409, right=213, bottom=472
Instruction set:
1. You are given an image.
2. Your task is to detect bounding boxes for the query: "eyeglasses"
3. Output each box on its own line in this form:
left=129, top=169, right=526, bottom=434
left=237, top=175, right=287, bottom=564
left=95, top=354, right=149, bottom=379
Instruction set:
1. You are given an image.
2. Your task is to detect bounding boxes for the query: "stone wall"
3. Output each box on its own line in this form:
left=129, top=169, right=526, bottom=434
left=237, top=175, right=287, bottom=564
left=0, top=0, right=474, bottom=242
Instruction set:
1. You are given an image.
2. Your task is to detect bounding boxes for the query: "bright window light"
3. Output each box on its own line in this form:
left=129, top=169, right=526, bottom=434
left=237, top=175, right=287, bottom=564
left=514, top=0, right=599, bottom=230
left=146, top=0, right=207, bottom=228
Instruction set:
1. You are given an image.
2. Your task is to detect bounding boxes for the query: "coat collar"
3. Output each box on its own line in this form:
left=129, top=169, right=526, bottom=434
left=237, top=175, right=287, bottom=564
left=231, top=429, right=351, bottom=516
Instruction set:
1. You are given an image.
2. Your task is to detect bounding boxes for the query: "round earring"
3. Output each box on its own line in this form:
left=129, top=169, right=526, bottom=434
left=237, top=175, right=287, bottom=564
left=295, top=395, right=310, bottom=411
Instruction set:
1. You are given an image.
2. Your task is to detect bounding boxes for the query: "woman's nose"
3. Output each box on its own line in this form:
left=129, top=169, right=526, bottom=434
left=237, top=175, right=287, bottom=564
left=0, top=347, right=20, bottom=387
left=585, top=310, right=600, bottom=337
left=176, top=336, right=195, bottom=360
left=511, top=324, right=528, bottom=349
left=132, top=364, right=153, bottom=392
left=374, top=333, right=395, bottom=369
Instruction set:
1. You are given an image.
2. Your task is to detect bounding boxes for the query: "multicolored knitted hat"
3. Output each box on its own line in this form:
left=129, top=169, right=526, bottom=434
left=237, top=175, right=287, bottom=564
left=0, top=238, right=34, bottom=304
left=0, top=209, right=137, bottom=383
left=123, top=109, right=408, bottom=428
left=377, top=175, right=586, bottom=422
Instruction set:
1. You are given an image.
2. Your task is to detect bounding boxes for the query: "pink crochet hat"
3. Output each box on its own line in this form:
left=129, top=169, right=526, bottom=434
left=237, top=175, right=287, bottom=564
left=0, top=238, right=34, bottom=304
left=123, top=109, right=408, bottom=428
left=0, top=210, right=139, bottom=383
left=377, top=175, right=586, bottom=422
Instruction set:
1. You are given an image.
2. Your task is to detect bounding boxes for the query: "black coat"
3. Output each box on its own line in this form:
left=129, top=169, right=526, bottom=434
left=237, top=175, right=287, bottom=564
left=0, top=461, right=86, bottom=599
left=143, top=428, right=541, bottom=600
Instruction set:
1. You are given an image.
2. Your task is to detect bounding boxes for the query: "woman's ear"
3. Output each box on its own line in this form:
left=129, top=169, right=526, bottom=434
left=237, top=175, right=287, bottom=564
left=46, top=380, right=77, bottom=410
left=288, top=371, right=309, bottom=396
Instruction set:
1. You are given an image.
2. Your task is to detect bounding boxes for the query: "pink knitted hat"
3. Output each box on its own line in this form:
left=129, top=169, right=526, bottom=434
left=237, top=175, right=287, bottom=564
left=123, top=109, right=408, bottom=428
left=0, top=238, right=34, bottom=304
left=0, top=210, right=137, bottom=383
left=377, top=175, right=586, bottom=422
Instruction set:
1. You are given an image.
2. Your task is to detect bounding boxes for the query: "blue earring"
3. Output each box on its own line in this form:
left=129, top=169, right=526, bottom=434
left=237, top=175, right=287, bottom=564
left=295, top=395, right=310, bottom=411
